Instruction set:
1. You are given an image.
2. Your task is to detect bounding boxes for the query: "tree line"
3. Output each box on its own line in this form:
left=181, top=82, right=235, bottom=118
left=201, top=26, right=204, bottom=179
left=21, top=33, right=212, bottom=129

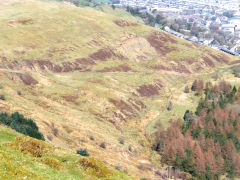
left=153, top=81, right=240, bottom=179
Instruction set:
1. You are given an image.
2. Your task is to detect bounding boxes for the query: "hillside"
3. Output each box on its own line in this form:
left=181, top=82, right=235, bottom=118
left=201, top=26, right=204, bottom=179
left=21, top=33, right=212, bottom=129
left=0, top=0, right=240, bottom=179
left=0, top=125, right=132, bottom=179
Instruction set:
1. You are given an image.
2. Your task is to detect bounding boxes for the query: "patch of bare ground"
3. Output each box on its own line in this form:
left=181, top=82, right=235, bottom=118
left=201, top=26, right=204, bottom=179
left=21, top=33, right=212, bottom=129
left=97, top=64, right=131, bottom=72
left=146, top=31, right=177, bottom=55
left=114, top=20, right=138, bottom=27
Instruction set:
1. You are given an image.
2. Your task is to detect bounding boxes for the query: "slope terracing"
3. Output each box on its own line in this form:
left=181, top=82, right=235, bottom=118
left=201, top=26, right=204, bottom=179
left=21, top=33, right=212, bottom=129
left=0, top=0, right=239, bottom=179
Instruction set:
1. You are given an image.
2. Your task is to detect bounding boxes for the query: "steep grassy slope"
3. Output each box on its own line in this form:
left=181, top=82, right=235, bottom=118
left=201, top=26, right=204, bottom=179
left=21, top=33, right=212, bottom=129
left=0, top=125, right=132, bottom=179
left=0, top=0, right=239, bottom=178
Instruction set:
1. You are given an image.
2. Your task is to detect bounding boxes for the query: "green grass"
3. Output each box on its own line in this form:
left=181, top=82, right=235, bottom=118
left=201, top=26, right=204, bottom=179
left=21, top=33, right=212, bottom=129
left=0, top=125, right=133, bottom=180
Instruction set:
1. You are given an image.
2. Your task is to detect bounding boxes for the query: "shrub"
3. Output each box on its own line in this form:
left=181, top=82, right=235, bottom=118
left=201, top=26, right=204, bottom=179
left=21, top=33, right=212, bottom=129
left=128, top=145, right=133, bottom=152
left=9, top=136, right=51, bottom=157
left=17, top=90, right=22, bottom=96
left=119, top=138, right=124, bottom=145
left=100, top=142, right=106, bottom=149
left=90, top=136, right=95, bottom=141
left=51, top=123, right=58, bottom=137
left=0, top=112, right=45, bottom=140
left=79, top=157, right=113, bottom=177
left=47, top=135, right=53, bottom=141
left=167, top=101, right=173, bottom=111
left=42, top=157, right=64, bottom=169
left=0, top=94, right=5, bottom=100
left=52, top=128, right=58, bottom=136
left=184, top=86, right=189, bottom=93
left=77, top=148, right=89, bottom=156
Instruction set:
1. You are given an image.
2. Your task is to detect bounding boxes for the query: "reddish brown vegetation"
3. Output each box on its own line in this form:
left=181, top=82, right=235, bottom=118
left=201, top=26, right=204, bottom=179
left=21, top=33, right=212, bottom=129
left=184, top=86, right=189, bottom=93
left=137, top=83, right=162, bottom=97
left=6, top=59, right=91, bottom=73
left=210, top=54, right=230, bottom=64
left=191, top=79, right=204, bottom=95
left=109, top=98, right=138, bottom=120
left=146, top=31, right=177, bottom=55
left=89, top=48, right=125, bottom=61
left=151, top=62, right=191, bottom=74
left=75, top=58, right=96, bottom=65
left=89, top=48, right=114, bottom=61
left=109, top=98, right=145, bottom=122
left=229, top=60, right=240, bottom=65
left=153, top=81, right=240, bottom=179
left=18, top=73, right=38, bottom=85
left=97, top=64, right=131, bottom=72
left=114, top=20, right=138, bottom=27
left=7, top=72, right=39, bottom=85
left=62, top=95, right=79, bottom=105
left=202, top=56, right=215, bottom=67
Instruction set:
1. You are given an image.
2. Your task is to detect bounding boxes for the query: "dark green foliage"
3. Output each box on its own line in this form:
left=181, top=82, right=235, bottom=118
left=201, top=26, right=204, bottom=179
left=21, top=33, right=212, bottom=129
left=119, top=138, right=124, bottom=145
left=174, top=150, right=196, bottom=176
left=191, top=127, right=201, bottom=139
left=182, top=110, right=195, bottom=133
left=111, top=4, right=115, bottom=10
left=213, top=131, right=227, bottom=146
left=195, top=98, right=204, bottom=115
left=126, top=6, right=140, bottom=16
left=224, top=160, right=235, bottom=178
left=0, top=94, right=5, bottom=100
left=155, top=140, right=164, bottom=152
left=77, top=148, right=89, bottom=156
left=233, top=137, right=240, bottom=152
left=0, top=112, right=45, bottom=140
left=100, top=142, right=106, bottom=149
left=54, top=0, right=99, bottom=7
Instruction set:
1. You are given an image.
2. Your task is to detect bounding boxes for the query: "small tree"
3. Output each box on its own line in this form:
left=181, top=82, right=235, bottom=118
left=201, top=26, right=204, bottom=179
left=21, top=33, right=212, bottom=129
left=0, top=94, right=5, bottom=100
left=167, top=101, right=173, bottom=111
left=111, top=4, right=115, bottom=10
left=119, top=138, right=124, bottom=144
left=100, top=142, right=106, bottom=149
left=184, top=86, right=190, bottom=93
left=191, top=80, right=198, bottom=91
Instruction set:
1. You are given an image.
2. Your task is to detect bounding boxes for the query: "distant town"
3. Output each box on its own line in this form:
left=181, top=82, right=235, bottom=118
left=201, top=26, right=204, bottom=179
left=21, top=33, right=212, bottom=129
left=111, top=0, right=240, bottom=56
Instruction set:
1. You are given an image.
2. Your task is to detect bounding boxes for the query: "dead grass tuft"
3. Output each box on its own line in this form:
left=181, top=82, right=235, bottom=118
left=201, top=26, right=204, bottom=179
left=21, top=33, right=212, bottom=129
left=79, top=157, right=114, bottom=177
left=9, top=136, right=52, bottom=157
left=41, top=157, right=64, bottom=170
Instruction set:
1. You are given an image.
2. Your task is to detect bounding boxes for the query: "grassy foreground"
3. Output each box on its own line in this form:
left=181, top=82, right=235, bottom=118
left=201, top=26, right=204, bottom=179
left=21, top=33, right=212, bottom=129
left=0, top=125, right=133, bottom=180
